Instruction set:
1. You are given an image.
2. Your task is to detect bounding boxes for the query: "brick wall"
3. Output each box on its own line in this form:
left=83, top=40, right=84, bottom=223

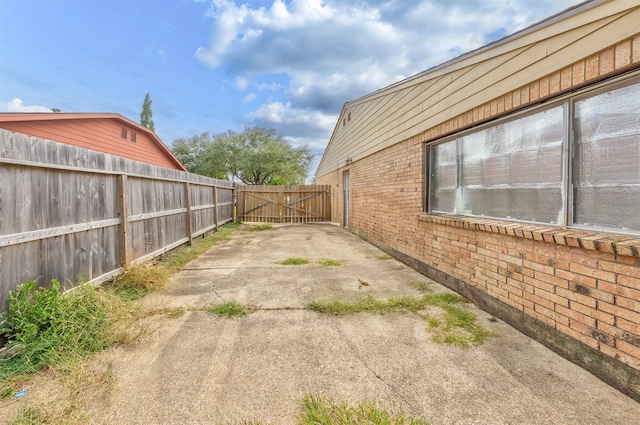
left=317, top=35, right=640, bottom=399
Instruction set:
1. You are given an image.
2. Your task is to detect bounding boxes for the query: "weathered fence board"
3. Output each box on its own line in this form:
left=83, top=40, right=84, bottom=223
left=237, top=185, right=331, bottom=223
left=0, top=129, right=234, bottom=311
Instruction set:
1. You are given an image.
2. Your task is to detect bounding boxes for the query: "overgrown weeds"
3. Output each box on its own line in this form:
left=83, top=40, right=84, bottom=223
left=317, top=258, right=343, bottom=267
left=0, top=280, right=111, bottom=380
left=247, top=224, right=273, bottom=232
left=0, top=223, right=240, bottom=423
left=307, top=295, right=426, bottom=315
left=206, top=301, right=248, bottom=318
left=422, top=294, right=493, bottom=347
left=299, top=393, right=430, bottom=425
left=307, top=293, right=492, bottom=348
left=278, top=257, right=309, bottom=265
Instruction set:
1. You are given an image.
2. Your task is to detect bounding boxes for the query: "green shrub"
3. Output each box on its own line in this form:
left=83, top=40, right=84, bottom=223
left=0, top=280, right=109, bottom=379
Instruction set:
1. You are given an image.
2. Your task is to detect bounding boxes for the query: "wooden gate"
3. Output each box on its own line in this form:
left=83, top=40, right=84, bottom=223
left=237, top=185, right=332, bottom=223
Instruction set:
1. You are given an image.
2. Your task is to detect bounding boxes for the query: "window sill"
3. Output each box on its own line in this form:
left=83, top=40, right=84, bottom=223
left=418, top=214, right=640, bottom=258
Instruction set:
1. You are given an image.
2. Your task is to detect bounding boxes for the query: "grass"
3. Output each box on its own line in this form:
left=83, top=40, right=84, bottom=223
left=278, top=257, right=310, bottom=265
left=206, top=301, right=248, bottom=318
left=422, top=294, right=493, bottom=348
left=247, top=224, right=273, bottom=231
left=307, top=293, right=492, bottom=348
left=0, top=279, right=112, bottom=380
left=108, top=223, right=240, bottom=302
left=307, top=295, right=427, bottom=315
left=0, top=223, right=241, bottom=424
left=299, top=393, right=429, bottom=425
left=376, top=254, right=392, bottom=260
left=410, top=281, right=431, bottom=292
left=317, top=258, right=343, bottom=267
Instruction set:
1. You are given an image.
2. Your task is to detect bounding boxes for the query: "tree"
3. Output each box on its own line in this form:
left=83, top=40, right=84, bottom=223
left=172, top=132, right=227, bottom=179
left=172, top=127, right=312, bottom=184
left=140, top=93, right=155, bottom=132
left=221, top=127, right=312, bottom=185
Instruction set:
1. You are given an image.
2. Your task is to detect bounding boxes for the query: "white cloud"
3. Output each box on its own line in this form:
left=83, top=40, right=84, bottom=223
left=248, top=100, right=337, bottom=147
left=241, top=92, right=257, bottom=103
left=197, top=0, right=582, bottom=150
left=234, top=76, right=249, bottom=90
left=2, top=98, right=52, bottom=113
left=255, top=81, right=282, bottom=92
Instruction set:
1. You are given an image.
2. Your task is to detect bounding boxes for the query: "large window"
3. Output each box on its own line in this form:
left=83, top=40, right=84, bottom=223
left=427, top=76, right=640, bottom=234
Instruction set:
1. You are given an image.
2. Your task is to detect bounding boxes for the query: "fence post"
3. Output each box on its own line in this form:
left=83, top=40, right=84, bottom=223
left=184, top=182, right=193, bottom=245
left=213, top=185, right=219, bottom=231
left=234, top=183, right=241, bottom=222
left=117, top=174, right=131, bottom=267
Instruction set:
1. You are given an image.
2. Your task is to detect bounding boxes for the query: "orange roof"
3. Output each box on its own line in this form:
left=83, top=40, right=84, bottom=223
left=0, top=112, right=187, bottom=171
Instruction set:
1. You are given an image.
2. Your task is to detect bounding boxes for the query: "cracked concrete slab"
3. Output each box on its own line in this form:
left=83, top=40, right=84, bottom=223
left=86, top=223, right=640, bottom=424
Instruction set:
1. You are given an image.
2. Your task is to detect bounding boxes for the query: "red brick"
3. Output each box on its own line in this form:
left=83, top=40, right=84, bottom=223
left=618, top=274, right=640, bottom=289
left=599, top=260, right=640, bottom=278
left=618, top=317, right=640, bottom=337
left=549, top=71, right=561, bottom=93
left=571, top=300, right=615, bottom=325
left=600, top=302, right=640, bottom=325
left=577, top=235, right=601, bottom=251
left=535, top=270, right=569, bottom=290
left=534, top=303, right=557, bottom=320
left=569, top=262, right=616, bottom=283
left=512, top=88, right=521, bottom=107
left=521, top=85, right=530, bottom=104
left=535, top=286, right=569, bottom=307
left=616, top=339, right=640, bottom=364
left=529, top=81, right=540, bottom=102
left=600, top=47, right=615, bottom=74
left=556, top=304, right=596, bottom=327
left=616, top=296, right=640, bottom=314
left=503, top=92, right=513, bottom=111
left=539, top=76, right=549, bottom=98
left=560, top=66, right=573, bottom=90
left=556, top=269, right=597, bottom=288
left=521, top=276, right=547, bottom=294
left=600, top=343, right=640, bottom=369
left=525, top=290, right=555, bottom=310
left=556, top=286, right=596, bottom=308
left=522, top=259, right=555, bottom=275
left=557, top=250, right=599, bottom=268
left=613, top=239, right=640, bottom=257
left=557, top=322, right=599, bottom=349
left=585, top=54, right=599, bottom=80
left=599, top=280, right=640, bottom=301
left=572, top=61, right=585, bottom=85
left=615, top=40, right=632, bottom=69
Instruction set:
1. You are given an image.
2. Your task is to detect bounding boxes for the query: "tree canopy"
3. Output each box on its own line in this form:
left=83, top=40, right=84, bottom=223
left=172, top=127, right=312, bottom=185
left=140, top=93, right=155, bottom=132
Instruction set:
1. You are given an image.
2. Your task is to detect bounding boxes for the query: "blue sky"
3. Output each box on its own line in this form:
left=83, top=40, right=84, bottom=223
left=0, top=0, right=582, bottom=176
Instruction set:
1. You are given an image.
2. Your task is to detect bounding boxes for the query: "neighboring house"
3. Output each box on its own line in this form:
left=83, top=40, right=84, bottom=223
left=0, top=112, right=186, bottom=171
left=316, top=0, right=640, bottom=400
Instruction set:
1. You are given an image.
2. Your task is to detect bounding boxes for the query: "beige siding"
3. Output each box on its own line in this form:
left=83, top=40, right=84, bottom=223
left=316, top=0, right=640, bottom=177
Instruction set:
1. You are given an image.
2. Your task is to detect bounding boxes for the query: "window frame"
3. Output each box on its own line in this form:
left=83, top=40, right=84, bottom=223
left=425, top=71, right=640, bottom=236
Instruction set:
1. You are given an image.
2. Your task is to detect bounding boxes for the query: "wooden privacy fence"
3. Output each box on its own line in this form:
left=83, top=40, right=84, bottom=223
left=237, top=184, right=331, bottom=223
left=0, top=130, right=234, bottom=311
